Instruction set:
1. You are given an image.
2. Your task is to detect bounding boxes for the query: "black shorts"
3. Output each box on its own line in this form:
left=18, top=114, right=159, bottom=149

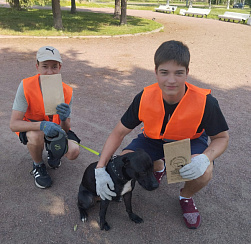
left=123, top=132, right=209, bottom=162
left=19, top=130, right=81, bottom=145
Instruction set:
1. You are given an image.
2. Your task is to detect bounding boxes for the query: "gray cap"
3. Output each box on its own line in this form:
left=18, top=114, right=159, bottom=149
left=36, top=46, right=62, bottom=63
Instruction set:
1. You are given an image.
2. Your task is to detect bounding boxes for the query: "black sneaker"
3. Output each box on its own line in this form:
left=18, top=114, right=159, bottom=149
left=30, top=163, right=52, bottom=189
left=47, top=151, right=61, bottom=169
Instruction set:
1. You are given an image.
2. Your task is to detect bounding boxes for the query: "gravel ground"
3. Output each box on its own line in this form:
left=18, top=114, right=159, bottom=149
left=0, top=4, right=250, bottom=244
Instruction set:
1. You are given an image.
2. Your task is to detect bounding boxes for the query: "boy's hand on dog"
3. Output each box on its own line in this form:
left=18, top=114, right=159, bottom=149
left=179, top=154, right=210, bottom=179
left=95, top=167, right=117, bottom=200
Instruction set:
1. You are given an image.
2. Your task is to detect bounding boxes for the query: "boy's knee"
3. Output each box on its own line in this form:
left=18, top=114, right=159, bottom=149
left=198, top=163, right=213, bottom=184
left=65, top=148, right=80, bottom=160
left=26, top=131, right=44, bottom=145
left=153, top=159, right=165, bottom=172
left=65, top=141, right=80, bottom=160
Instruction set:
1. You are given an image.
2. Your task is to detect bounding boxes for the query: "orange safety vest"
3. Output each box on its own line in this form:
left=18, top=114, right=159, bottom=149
left=138, top=82, right=211, bottom=141
left=15, top=74, right=72, bottom=135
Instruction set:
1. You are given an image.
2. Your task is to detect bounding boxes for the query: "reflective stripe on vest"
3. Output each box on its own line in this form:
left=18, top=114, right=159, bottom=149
left=138, top=82, right=211, bottom=141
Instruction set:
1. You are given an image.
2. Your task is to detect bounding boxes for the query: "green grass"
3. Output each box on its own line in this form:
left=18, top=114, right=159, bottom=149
left=63, top=1, right=251, bottom=20
left=0, top=7, right=162, bottom=36
left=0, top=1, right=250, bottom=37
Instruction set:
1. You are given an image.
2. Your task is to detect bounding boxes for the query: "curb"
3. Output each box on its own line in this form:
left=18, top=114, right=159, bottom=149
left=0, top=26, right=164, bottom=39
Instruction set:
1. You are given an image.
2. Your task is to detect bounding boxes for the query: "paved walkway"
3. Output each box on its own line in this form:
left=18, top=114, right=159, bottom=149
left=0, top=3, right=250, bottom=244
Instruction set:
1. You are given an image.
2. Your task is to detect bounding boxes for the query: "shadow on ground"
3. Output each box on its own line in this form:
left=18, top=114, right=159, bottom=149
left=0, top=9, right=250, bottom=244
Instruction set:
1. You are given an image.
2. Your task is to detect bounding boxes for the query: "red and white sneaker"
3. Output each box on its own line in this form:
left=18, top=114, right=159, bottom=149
left=154, top=169, right=166, bottom=183
left=180, top=193, right=201, bottom=229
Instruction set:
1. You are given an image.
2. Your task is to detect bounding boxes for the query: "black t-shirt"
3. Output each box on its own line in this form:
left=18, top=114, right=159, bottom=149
left=121, top=89, right=229, bottom=137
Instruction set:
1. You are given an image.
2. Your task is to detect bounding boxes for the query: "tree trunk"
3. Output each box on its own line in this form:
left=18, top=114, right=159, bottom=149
left=120, top=0, right=127, bottom=25
left=227, top=0, right=230, bottom=9
left=71, top=0, right=77, bottom=14
left=11, top=0, right=21, bottom=10
left=114, top=0, right=120, bottom=19
left=166, top=0, right=170, bottom=6
left=52, top=0, right=63, bottom=30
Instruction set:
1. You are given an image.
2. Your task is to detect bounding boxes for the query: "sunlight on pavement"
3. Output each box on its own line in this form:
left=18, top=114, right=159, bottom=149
left=46, top=196, right=65, bottom=216
left=90, top=220, right=100, bottom=229
left=68, top=83, right=79, bottom=89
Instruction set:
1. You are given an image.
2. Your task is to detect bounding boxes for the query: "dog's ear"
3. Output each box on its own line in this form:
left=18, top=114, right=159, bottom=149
left=122, top=156, right=130, bottom=166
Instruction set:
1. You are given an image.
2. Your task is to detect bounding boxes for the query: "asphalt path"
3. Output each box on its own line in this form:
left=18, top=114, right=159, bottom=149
left=0, top=3, right=250, bottom=244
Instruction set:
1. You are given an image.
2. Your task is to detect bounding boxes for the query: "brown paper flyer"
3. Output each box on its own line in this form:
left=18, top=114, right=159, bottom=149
left=163, top=139, right=191, bottom=184
left=40, top=74, right=64, bottom=115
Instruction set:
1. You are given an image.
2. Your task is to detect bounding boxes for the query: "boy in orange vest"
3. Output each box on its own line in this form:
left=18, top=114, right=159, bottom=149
left=10, top=46, right=80, bottom=189
left=94, top=40, right=229, bottom=229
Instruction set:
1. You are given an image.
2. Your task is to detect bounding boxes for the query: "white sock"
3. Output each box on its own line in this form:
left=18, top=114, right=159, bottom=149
left=156, top=167, right=165, bottom=173
left=179, top=196, right=191, bottom=200
left=33, top=161, right=43, bottom=166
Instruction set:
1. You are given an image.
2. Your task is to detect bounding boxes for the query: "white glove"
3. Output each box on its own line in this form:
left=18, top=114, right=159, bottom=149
left=95, top=167, right=117, bottom=200
left=179, top=154, right=210, bottom=180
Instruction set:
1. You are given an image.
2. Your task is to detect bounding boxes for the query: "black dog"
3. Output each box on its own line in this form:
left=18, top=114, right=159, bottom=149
left=78, top=150, right=159, bottom=231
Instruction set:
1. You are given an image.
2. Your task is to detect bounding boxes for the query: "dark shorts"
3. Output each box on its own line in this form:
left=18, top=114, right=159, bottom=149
left=123, top=132, right=208, bottom=162
left=19, top=130, right=81, bottom=145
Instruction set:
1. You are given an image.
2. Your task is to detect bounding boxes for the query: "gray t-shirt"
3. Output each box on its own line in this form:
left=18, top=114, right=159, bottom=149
left=12, top=80, right=73, bottom=117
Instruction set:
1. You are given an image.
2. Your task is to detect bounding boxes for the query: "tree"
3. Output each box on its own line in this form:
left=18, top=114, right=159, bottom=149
left=8, top=0, right=51, bottom=9
left=227, top=0, right=230, bottom=9
left=7, top=0, right=21, bottom=10
left=71, top=0, right=76, bottom=14
left=113, top=0, right=127, bottom=25
left=52, top=0, right=63, bottom=30
left=8, top=0, right=63, bottom=29
left=120, top=0, right=127, bottom=25
left=114, top=0, right=120, bottom=19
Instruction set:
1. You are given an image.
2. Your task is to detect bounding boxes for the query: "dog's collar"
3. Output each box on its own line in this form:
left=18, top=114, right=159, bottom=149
left=109, top=155, right=130, bottom=182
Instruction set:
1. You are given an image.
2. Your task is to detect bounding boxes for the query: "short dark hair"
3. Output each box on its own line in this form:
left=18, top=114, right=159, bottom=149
left=154, top=40, right=190, bottom=71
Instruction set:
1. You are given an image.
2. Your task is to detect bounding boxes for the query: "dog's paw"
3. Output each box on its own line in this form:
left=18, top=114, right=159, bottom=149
left=81, top=216, right=88, bottom=222
left=100, top=221, right=110, bottom=231
left=129, top=213, right=143, bottom=224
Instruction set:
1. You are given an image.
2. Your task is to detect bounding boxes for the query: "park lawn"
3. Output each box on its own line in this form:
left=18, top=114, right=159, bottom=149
left=0, top=7, right=162, bottom=36
left=63, top=1, right=250, bottom=23
left=0, top=1, right=250, bottom=37
left=47, top=0, right=251, bottom=13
